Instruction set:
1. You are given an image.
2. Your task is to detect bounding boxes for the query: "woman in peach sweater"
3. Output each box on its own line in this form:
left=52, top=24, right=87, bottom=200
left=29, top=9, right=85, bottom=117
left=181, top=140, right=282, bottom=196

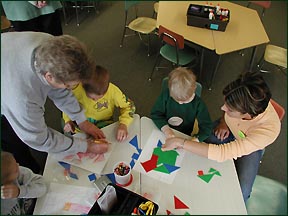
left=162, top=72, right=281, bottom=203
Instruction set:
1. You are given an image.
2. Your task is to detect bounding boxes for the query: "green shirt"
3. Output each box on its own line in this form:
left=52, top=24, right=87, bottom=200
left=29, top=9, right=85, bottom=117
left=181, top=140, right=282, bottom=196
left=150, top=79, right=213, bottom=142
left=2, top=1, right=62, bottom=21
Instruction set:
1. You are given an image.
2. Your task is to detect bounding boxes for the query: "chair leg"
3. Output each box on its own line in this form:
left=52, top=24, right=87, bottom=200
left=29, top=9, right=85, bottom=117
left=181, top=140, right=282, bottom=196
left=75, top=2, right=79, bottom=26
left=149, top=53, right=161, bottom=81
left=147, top=34, right=151, bottom=57
left=61, top=1, right=68, bottom=25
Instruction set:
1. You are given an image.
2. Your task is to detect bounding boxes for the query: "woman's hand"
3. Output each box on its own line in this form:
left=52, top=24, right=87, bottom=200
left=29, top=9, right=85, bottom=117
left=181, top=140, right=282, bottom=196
left=78, top=120, right=106, bottom=139
left=86, top=139, right=109, bottom=154
left=161, top=137, right=183, bottom=151
left=214, top=120, right=230, bottom=141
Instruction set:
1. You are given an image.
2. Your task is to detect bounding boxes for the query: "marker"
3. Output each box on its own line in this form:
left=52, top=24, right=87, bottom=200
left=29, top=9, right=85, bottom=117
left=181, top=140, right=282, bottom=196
left=94, top=139, right=111, bottom=145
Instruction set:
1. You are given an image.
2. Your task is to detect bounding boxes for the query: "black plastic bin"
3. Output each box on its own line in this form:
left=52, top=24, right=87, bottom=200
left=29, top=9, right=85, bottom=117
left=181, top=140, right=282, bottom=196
left=88, top=183, right=159, bottom=215
left=186, top=4, right=230, bottom=32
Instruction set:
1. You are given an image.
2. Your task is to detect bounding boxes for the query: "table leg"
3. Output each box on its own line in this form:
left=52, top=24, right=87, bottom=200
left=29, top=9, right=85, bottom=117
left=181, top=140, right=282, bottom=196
left=208, top=55, right=222, bottom=90
left=199, top=47, right=204, bottom=82
left=249, top=46, right=258, bottom=72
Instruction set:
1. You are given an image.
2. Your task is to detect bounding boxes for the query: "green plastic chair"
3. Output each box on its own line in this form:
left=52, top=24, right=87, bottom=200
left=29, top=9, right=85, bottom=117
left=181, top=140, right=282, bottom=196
left=246, top=175, right=287, bottom=215
left=149, top=25, right=200, bottom=81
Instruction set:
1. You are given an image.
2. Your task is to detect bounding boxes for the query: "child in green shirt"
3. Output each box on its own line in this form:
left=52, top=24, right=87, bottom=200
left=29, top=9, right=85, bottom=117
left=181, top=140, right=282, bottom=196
left=151, top=67, right=212, bottom=142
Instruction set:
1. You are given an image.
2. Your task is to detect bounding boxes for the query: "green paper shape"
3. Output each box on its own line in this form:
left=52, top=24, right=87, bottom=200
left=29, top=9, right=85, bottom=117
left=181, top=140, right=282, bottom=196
left=153, top=147, right=179, bottom=166
left=208, top=168, right=222, bottom=176
left=154, top=164, right=170, bottom=174
left=209, top=168, right=217, bottom=173
left=198, top=173, right=214, bottom=183
left=213, top=171, right=222, bottom=176
left=184, top=212, right=191, bottom=215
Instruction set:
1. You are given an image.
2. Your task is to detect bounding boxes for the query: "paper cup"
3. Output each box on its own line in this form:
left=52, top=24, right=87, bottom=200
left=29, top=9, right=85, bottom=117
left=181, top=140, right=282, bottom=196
left=113, top=161, right=131, bottom=186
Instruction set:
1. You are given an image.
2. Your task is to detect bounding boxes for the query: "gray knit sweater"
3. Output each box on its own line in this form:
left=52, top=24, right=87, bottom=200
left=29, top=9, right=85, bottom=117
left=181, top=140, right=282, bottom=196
left=1, top=32, right=88, bottom=157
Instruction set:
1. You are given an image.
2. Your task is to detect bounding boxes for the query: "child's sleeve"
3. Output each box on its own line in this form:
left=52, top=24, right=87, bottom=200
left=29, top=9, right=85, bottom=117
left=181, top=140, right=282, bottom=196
left=194, top=100, right=213, bottom=142
left=150, top=86, right=169, bottom=130
left=62, top=112, right=71, bottom=123
left=113, top=85, right=136, bottom=126
left=17, top=166, right=47, bottom=198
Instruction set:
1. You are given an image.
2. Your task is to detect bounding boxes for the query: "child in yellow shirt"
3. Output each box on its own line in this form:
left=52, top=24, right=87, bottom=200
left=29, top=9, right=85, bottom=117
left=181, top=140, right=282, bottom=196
left=63, top=65, right=136, bottom=142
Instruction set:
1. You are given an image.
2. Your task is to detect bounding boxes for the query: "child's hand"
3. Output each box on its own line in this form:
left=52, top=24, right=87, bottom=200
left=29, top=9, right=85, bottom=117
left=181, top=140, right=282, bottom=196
left=36, top=1, right=47, bottom=8
left=116, top=123, right=128, bottom=142
left=1, top=184, right=20, bottom=199
left=162, top=126, right=175, bottom=138
left=63, top=121, right=76, bottom=133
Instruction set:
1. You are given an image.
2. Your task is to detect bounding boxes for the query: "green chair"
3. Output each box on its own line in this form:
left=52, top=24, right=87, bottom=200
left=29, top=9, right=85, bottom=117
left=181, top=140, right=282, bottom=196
left=149, top=25, right=200, bottom=81
left=246, top=175, right=287, bottom=215
left=120, top=1, right=157, bottom=56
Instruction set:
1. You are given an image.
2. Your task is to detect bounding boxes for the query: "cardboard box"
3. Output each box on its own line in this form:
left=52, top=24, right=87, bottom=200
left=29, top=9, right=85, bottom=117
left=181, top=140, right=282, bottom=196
left=88, top=183, right=159, bottom=215
left=187, top=4, right=230, bottom=31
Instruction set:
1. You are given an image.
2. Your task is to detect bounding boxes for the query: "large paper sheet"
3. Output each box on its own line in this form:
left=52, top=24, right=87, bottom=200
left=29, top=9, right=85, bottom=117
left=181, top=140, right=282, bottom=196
left=134, top=129, right=185, bottom=184
left=36, top=183, right=100, bottom=215
left=51, top=115, right=140, bottom=174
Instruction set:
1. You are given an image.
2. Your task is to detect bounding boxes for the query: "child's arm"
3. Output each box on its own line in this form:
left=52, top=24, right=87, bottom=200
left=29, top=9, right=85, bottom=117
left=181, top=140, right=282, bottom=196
left=150, top=89, right=169, bottom=130
left=113, top=85, right=136, bottom=127
left=194, top=100, right=213, bottom=142
left=17, top=167, right=47, bottom=198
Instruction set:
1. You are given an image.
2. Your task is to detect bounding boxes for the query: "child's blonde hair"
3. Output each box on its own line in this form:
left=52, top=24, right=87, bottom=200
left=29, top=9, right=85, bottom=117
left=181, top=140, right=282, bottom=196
left=168, top=67, right=197, bottom=101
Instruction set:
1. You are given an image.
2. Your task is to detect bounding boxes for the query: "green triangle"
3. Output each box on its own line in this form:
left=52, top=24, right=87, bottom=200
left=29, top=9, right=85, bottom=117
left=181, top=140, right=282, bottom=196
left=198, top=173, right=214, bottom=183
left=213, top=171, right=222, bottom=176
left=154, top=164, right=170, bottom=174
left=184, top=211, right=190, bottom=215
left=209, top=168, right=217, bottom=173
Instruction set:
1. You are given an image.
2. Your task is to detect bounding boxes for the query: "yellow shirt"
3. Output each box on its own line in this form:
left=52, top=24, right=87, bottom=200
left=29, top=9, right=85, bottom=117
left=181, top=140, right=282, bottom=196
left=63, top=83, right=135, bottom=130
left=208, top=102, right=281, bottom=162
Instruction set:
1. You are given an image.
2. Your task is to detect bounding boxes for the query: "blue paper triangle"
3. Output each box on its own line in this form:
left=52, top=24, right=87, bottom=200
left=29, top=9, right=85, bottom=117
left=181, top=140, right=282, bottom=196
left=129, top=135, right=139, bottom=149
left=157, top=140, right=163, bottom=148
left=69, top=172, right=79, bottom=180
left=58, top=161, right=71, bottom=170
left=88, top=173, right=97, bottom=181
left=130, top=159, right=135, bottom=168
left=106, top=173, right=116, bottom=184
left=131, top=152, right=139, bottom=160
left=163, top=163, right=180, bottom=173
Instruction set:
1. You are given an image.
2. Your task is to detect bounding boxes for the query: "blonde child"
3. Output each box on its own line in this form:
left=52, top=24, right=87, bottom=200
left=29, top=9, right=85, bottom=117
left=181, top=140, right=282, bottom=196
left=63, top=65, right=136, bottom=142
left=1, top=151, right=47, bottom=215
left=151, top=67, right=212, bottom=142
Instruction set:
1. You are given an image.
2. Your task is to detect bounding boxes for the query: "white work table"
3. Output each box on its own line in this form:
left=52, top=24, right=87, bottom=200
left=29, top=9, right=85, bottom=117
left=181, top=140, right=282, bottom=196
left=34, top=115, right=247, bottom=215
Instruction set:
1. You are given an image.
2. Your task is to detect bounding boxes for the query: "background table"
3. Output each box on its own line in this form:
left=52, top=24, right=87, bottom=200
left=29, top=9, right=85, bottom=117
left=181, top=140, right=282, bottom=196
left=157, top=1, right=269, bottom=89
left=34, top=116, right=247, bottom=215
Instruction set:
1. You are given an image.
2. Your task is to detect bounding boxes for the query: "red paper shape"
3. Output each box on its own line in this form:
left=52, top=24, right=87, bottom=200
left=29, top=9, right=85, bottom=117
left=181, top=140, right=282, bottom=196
left=174, top=195, right=189, bottom=209
left=140, top=154, right=158, bottom=172
left=198, top=170, right=204, bottom=176
left=166, top=210, right=172, bottom=215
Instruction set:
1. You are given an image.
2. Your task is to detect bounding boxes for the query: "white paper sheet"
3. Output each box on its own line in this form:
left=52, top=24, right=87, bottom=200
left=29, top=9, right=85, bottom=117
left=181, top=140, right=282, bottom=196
left=36, top=182, right=100, bottom=215
left=133, top=129, right=185, bottom=184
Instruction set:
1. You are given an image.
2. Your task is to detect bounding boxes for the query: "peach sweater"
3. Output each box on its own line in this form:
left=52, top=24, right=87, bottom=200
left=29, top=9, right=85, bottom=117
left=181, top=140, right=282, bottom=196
left=208, top=102, right=281, bottom=162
